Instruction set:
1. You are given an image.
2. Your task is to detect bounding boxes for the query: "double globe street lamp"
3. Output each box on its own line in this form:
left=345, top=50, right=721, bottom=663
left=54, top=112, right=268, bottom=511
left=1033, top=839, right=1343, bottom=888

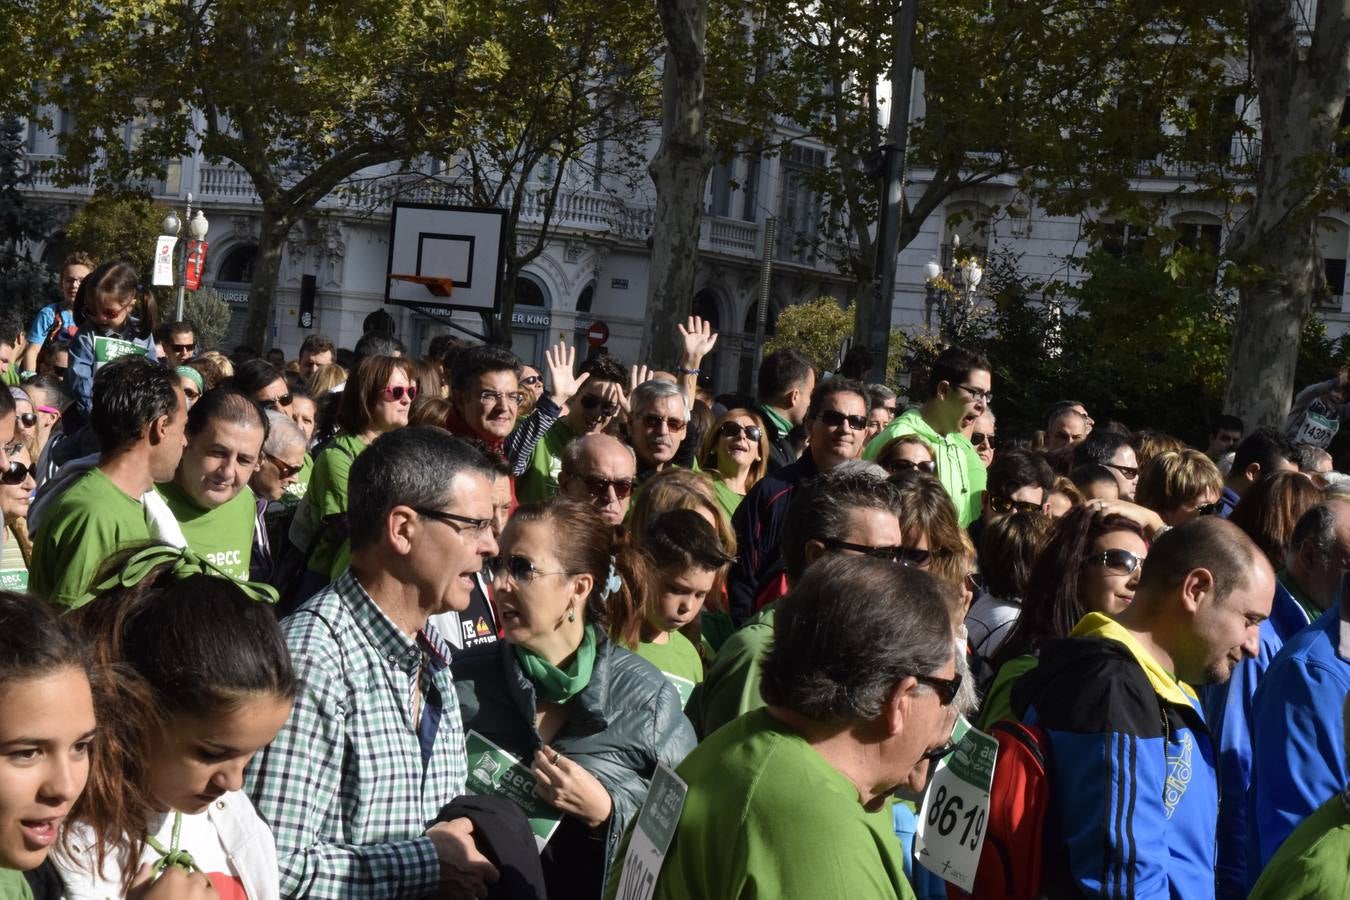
left=161, top=193, right=211, bottom=321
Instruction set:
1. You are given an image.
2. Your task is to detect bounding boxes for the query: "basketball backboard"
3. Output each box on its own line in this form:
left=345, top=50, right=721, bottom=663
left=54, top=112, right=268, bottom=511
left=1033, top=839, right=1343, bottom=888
left=384, top=202, right=507, bottom=314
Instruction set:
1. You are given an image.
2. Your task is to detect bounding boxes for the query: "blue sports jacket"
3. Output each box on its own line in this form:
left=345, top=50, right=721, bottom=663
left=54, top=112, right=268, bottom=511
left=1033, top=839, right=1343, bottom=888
left=1201, top=576, right=1315, bottom=899
left=1247, top=601, right=1350, bottom=888
left=726, top=452, right=816, bottom=625
left=1013, top=613, right=1218, bottom=900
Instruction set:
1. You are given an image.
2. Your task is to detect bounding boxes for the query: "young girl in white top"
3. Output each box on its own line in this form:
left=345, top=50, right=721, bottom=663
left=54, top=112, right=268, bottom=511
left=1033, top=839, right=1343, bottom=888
left=56, top=545, right=296, bottom=899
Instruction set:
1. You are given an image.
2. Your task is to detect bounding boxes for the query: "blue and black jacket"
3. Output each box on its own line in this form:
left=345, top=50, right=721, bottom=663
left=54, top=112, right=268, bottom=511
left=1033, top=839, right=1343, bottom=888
left=726, top=452, right=817, bottom=625
left=1012, top=613, right=1218, bottom=900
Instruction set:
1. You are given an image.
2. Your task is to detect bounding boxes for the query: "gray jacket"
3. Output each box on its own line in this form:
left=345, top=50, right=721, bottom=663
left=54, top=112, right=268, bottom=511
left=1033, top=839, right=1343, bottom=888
left=452, top=631, right=696, bottom=867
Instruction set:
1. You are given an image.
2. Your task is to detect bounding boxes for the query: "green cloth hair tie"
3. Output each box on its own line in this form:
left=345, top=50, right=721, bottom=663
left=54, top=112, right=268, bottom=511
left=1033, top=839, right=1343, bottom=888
left=174, top=366, right=204, bottom=393
left=145, top=812, right=204, bottom=877
left=513, top=624, right=597, bottom=704
left=74, top=543, right=279, bottom=609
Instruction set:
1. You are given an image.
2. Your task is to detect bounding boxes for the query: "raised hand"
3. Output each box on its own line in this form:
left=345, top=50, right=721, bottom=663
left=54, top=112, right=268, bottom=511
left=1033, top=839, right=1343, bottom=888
left=544, top=339, right=590, bottom=406
left=678, top=315, right=718, bottom=368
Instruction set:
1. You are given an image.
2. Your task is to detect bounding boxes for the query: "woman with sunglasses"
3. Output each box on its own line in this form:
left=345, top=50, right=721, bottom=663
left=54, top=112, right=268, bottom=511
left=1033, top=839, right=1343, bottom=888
left=980, top=506, right=1148, bottom=727
left=874, top=434, right=937, bottom=478
left=299, top=355, right=415, bottom=587
left=453, top=498, right=696, bottom=899
left=8, top=389, right=37, bottom=459
left=696, top=408, right=768, bottom=519
left=0, top=443, right=36, bottom=591
left=1136, top=449, right=1224, bottom=527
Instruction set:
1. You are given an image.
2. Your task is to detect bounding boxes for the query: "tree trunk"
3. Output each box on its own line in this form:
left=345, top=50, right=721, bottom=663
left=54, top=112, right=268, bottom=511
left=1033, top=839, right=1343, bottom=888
left=243, top=207, right=298, bottom=352
left=1225, top=0, right=1350, bottom=427
left=643, top=0, right=713, bottom=370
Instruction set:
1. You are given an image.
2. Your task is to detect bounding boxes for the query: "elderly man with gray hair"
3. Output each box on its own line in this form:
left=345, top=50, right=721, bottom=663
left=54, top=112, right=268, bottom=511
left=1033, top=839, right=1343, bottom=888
left=250, top=409, right=309, bottom=582
left=612, top=555, right=958, bottom=899
left=628, top=378, right=694, bottom=479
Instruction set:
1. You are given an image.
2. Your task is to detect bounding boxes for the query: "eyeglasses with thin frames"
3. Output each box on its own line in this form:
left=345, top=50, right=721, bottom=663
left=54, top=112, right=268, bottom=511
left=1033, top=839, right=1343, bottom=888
left=478, top=389, right=523, bottom=407
left=642, top=414, right=686, bottom=433
left=414, top=507, right=493, bottom=537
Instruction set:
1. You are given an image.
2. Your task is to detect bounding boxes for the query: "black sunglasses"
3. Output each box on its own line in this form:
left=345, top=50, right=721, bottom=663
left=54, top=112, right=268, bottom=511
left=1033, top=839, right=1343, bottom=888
left=989, top=495, right=1043, bottom=515
left=1, top=460, right=32, bottom=486
left=1104, top=462, right=1139, bottom=480
left=718, top=421, right=763, bottom=442
left=822, top=537, right=932, bottom=568
left=580, top=394, right=620, bottom=417
left=970, top=431, right=996, bottom=448
left=16, top=413, right=36, bottom=428
left=581, top=475, right=635, bottom=500
left=882, top=458, right=936, bottom=475
left=1091, top=548, right=1145, bottom=576
left=817, top=409, right=867, bottom=431
left=492, top=554, right=572, bottom=583
left=171, top=342, right=196, bottom=353
left=912, top=670, right=963, bottom=706
left=520, top=375, right=543, bottom=387
left=1195, top=501, right=1220, bottom=517
left=260, top=394, right=293, bottom=410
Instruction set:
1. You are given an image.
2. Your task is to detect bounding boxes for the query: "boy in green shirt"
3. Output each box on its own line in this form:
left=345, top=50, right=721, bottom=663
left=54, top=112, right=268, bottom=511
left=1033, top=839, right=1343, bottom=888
left=634, top=509, right=733, bottom=707
left=31, top=358, right=187, bottom=607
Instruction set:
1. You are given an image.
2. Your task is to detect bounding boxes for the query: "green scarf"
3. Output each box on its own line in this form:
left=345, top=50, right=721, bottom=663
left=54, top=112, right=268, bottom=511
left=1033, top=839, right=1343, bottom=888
left=514, top=625, right=597, bottom=704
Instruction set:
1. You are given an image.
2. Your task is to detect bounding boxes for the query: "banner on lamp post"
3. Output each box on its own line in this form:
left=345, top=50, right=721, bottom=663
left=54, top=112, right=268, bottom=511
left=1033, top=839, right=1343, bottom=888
left=185, top=240, right=209, bottom=291
left=152, top=235, right=178, bottom=287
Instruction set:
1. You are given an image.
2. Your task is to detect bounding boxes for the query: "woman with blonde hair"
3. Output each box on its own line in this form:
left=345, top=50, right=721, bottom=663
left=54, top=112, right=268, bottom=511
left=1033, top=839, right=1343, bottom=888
left=307, top=362, right=347, bottom=396
left=697, top=408, right=769, bottom=519
left=1136, top=449, right=1224, bottom=526
left=873, top=433, right=937, bottom=477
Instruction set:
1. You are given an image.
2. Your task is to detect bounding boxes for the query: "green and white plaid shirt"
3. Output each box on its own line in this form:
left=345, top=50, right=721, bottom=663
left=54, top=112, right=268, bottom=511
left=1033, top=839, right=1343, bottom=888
left=246, top=569, right=467, bottom=899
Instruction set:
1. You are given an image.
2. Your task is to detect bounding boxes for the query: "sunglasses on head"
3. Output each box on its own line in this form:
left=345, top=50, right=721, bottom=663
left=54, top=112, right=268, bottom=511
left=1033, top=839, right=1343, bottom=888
left=1091, top=548, right=1145, bottom=576
left=882, top=458, right=936, bottom=475
left=491, top=553, right=572, bottom=583
left=989, top=495, right=1043, bottom=515
left=1, top=460, right=31, bottom=486
left=382, top=384, right=418, bottom=402
left=718, top=421, right=762, bottom=442
left=260, top=394, right=293, bottom=410
left=641, top=414, right=686, bottom=433
left=822, top=537, right=932, bottom=568
left=817, top=409, right=867, bottom=431
left=16, top=413, right=36, bottom=428
left=580, top=394, right=620, bottom=417
left=580, top=475, right=635, bottom=500
left=970, top=432, right=996, bottom=448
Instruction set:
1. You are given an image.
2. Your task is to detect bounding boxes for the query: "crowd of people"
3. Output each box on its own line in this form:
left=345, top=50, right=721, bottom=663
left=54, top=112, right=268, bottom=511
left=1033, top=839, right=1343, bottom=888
left=1, top=253, right=1350, bottom=900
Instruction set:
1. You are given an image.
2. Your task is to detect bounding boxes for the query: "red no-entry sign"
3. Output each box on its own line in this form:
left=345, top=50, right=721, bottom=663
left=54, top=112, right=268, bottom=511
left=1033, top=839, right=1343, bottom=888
left=586, top=321, right=610, bottom=347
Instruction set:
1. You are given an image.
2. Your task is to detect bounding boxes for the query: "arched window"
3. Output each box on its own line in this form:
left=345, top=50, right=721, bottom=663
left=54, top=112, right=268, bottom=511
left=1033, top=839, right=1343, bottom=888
left=516, top=276, right=547, bottom=307
left=217, top=244, right=258, bottom=284
left=691, top=289, right=721, bottom=331
left=576, top=284, right=594, bottom=313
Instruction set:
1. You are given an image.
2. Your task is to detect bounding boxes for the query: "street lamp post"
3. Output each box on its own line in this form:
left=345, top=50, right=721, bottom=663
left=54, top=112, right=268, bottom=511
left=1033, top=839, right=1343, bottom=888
left=161, top=193, right=210, bottom=322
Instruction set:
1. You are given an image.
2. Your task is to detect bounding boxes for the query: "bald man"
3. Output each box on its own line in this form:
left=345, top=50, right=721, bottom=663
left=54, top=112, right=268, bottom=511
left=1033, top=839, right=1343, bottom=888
left=558, top=433, right=637, bottom=525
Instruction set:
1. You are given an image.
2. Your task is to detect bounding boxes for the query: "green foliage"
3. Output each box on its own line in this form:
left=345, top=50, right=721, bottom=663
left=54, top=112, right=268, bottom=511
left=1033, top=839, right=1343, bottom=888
left=0, top=119, right=58, bottom=321
left=764, top=296, right=907, bottom=386
left=183, top=287, right=230, bottom=352
left=63, top=193, right=167, bottom=276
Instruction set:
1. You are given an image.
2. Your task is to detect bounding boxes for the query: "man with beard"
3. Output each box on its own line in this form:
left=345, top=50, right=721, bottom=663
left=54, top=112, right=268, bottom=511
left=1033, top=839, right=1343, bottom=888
left=1012, top=518, right=1273, bottom=899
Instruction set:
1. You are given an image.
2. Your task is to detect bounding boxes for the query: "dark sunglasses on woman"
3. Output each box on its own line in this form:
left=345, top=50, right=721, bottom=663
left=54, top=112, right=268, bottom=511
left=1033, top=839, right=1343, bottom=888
left=882, top=458, right=936, bottom=475
left=1091, top=548, right=1145, bottom=576
left=1, top=460, right=32, bottom=486
left=989, top=495, right=1042, bottom=515
left=718, top=421, right=762, bottom=442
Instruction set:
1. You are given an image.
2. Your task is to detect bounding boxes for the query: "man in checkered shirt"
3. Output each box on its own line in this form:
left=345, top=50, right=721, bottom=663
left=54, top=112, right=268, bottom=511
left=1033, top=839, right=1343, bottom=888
left=247, top=426, right=502, bottom=898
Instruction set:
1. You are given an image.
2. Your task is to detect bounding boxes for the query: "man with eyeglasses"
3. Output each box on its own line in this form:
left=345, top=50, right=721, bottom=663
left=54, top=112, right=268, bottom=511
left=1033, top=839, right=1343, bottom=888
left=865, top=345, right=990, bottom=529
left=629, top=378, right=696, bottom=479
left=518, top=355, right=626, bottom=503
left=249, top=410, right=308, bottom=583
left=1012, top=518, right=1274, bottom=900
left=247, top=427, right=502, bottom=899
left=1074, top=430, right=1140, bottom=501
left=622, top=555, right=958, bottom=900
left=556, top=434, right=637, bottom=526
left=154, top=388, right=267, bottom=581
left=727, top=378, right=870, bottom=624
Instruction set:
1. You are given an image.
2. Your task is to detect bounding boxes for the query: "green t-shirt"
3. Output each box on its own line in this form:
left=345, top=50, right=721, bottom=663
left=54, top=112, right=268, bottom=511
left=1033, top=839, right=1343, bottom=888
left=864, top=407, right=987, bottom=527
left=306, top=433, right=367, bottom=577
left=31, top=468, right=150, bottom=609
left=156, top=480, right=256, bottom=581
left=0, top=366, right=19, bottom=388
left=0, top=528, right=27, bottom=592
left=0, top=867, right=33, bottom=899
left=609, top=708, right=915, bottom=900
left=688, top=606, right=775, bottom=740
left=635, top=631, right=704, bottom=707
left=517, top=419, right=578, bottom=505
left=710, top=476, right=744, bottom=522
left=977, top=654, right=1039, bottom=730
left=1249, top=792, right=1350, bottom=900
left=281, top=453, right=314, bottom=508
